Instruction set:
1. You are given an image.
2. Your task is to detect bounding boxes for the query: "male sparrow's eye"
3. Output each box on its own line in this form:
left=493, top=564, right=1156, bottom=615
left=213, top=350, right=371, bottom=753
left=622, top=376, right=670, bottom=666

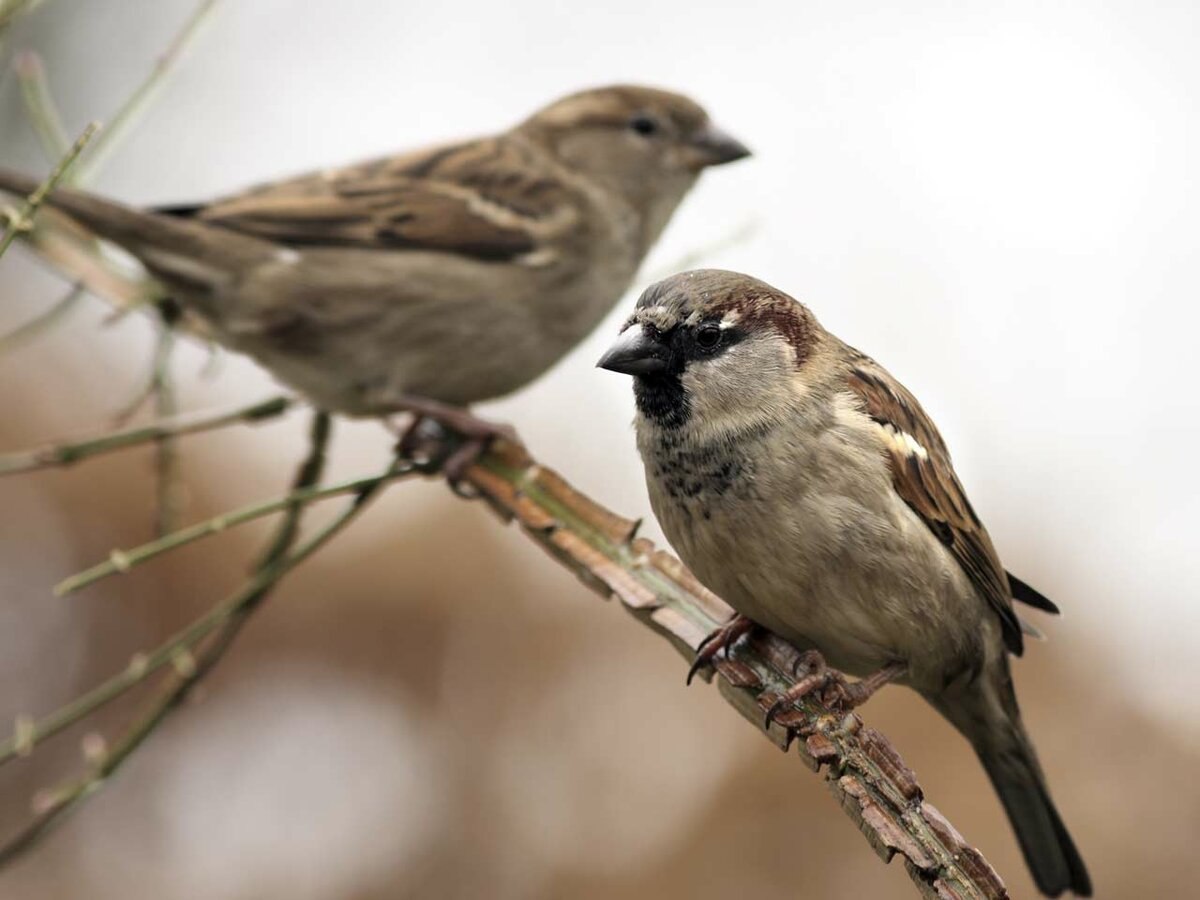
left=696, top=324, right=722, bottom=350
left=629, top=115, right=659, bottom=137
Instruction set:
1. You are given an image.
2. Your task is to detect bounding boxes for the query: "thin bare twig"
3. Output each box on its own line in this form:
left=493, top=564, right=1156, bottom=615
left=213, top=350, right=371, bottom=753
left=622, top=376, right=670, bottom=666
left=73, top=0, right=220, bottom=184
left=56, top=469, right=417, bottom=597
left=0, top=394, right=294, bottom=476
left=0, top=123, right=99, bottom=261
left=150, top=325, right=180, bottom=535
left=106, top=320, right=183, bottom=534
left=111, top=323, right=174, bottom=425
left=0, top=574, right=267, bottom=768
left=1, top=414, right=333, bottom=768
left=12, top=50, right=70, bottom=163
left=0, top=418, right=411, bottom=864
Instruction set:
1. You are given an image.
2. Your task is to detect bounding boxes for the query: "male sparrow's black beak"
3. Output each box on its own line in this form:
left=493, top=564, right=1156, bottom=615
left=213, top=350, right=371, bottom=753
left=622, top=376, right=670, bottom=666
left=597, top=326, right=669, bottom=376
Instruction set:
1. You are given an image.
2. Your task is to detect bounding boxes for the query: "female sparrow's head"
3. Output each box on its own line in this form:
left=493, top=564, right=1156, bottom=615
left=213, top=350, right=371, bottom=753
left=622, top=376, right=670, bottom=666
left=519, top=86, right=749, bottom=244
left=597, top=270, right=820, bottom=434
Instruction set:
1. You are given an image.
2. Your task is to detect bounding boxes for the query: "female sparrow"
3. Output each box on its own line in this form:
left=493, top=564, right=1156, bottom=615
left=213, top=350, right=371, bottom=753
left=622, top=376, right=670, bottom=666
left=0, top=86, right=748, bottom=463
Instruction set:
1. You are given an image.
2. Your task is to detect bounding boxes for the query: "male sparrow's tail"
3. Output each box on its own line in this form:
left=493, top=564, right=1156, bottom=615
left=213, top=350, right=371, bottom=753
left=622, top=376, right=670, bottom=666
left=930, top=671, right=1091, bottom=897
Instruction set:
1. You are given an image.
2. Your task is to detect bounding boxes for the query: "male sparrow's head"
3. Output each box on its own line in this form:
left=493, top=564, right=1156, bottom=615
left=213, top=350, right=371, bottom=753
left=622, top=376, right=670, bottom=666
left=518, top=86, right=750, bottom=246
left=597, top=270, right=821, bottom=433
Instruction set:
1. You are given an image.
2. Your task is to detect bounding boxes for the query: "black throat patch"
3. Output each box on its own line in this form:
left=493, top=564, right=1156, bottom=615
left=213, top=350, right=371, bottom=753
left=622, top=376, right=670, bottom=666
left=634, top=372, right=690, bottom=428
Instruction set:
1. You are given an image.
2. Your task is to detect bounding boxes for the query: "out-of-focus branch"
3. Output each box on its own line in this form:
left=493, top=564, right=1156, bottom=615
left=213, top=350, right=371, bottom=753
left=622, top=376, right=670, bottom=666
left=0, top=414, right=411, bottom=864
left=150, top=325, right=180, bottom=534
left=455, top=439, right=1010, bottom=900
left=0, top=412, right=332, bottom=769
left=2, top=0, right=217, bottom=327
left=12, top=50, right=70, bottom=162
left=72, top=0, right=220, bottom=184
left=0, top=122, right=98, bottom=260
left=56, top=468, right=419, bottom=597
left=109, top=321, right=182, bottom=534
left=0, top=394, right=294, bottom=476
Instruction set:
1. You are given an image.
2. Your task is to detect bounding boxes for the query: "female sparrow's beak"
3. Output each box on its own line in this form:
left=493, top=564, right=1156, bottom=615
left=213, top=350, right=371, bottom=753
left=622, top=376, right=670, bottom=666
left=687, top=123, right=752, bottom=169
left=597, top=326, right=669, bottom=376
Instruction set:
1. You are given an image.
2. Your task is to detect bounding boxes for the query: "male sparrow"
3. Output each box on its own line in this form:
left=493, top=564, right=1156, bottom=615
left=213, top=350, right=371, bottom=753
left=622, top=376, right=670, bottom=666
left=0, top=86, right=748, bottom=457
left=598, top=270, right=1091, bottom=897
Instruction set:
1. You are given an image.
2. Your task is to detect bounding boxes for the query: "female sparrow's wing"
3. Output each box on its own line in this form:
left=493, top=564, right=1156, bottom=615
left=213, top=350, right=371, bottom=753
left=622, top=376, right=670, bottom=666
left=845, top=357, right=1027, bottom=655
left=166, top=136, right=579, bottom=262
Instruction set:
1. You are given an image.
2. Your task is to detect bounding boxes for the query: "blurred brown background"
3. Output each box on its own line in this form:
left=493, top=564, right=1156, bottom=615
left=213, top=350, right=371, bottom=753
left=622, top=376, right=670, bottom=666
left=2, top=2, right=1198, bottom=898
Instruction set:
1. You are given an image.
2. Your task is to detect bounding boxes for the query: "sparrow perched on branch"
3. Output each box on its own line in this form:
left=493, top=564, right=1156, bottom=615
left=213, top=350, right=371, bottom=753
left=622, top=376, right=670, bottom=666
left=0, top=85, right=748, bottom=462
left=599, top=270, right=1091, bottom=897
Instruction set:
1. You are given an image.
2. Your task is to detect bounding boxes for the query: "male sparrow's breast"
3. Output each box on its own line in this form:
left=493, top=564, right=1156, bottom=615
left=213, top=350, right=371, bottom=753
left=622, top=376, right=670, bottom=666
left=638, top=424, right=776, bottom=598
left=638, top=402, right=983, bottom=677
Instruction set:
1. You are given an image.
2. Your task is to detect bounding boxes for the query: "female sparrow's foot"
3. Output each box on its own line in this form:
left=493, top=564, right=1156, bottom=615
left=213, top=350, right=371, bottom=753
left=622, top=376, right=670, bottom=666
left=389, top=397, right=519, bottom=487
left=764, top=653, right=907, bottom=727
left=686, top=614, right=757, bottom=685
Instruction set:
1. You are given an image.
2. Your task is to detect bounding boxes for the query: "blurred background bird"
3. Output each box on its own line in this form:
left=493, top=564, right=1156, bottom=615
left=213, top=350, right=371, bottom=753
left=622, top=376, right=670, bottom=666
left=0, top=84, right=748, bottom=451
left=2, top=2, right=1198, bottom=899
left=599, top=269, right=1090, bottom=895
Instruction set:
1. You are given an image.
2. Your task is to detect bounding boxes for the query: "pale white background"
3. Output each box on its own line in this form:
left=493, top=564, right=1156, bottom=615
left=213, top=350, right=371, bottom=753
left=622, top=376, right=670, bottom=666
left=1, top=1, right=1197, bottom=897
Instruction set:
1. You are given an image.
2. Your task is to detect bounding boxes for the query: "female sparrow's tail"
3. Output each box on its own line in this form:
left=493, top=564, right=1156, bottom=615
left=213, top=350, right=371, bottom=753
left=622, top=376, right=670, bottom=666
left=930, top=672, right=1092, bottom=897
left=0, top=168, right=274, bottom=297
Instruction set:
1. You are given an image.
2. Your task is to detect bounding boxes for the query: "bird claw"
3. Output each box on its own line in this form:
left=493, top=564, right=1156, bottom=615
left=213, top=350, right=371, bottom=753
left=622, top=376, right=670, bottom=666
left=686, top=614, right=756, bottom=685
left=390, top=403, right=518, bottom=492
left=763, top=653, right=905, bottom=729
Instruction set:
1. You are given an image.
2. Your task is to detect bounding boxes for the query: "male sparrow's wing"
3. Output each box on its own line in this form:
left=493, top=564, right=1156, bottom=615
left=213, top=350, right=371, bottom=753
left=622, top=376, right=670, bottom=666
left=845, top=357, right=1026, bottom=655
left=1005, top=571, right=1060, bottom=614
left=166, top=136, right=579, bottom=262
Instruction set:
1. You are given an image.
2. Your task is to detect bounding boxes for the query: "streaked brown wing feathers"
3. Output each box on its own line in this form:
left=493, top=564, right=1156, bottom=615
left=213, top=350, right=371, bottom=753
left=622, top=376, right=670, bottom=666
left=192, top=136, right=572, bottom=261
left=846, top=360, right=1024, bottom=655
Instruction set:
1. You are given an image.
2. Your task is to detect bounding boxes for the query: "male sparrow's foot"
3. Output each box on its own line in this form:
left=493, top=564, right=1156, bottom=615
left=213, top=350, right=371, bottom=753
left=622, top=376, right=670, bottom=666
left=764, top=652, right=906, bottom=728
left=686, top=614, right=757, bottom=685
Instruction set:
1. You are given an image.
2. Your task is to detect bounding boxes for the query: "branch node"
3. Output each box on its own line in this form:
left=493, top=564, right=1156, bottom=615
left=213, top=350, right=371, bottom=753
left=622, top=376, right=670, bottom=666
left=1, top=204, right=30, bottom=231
left=13, top=715, right=34, bottom=758
left=126, top=652, right=149, bottom=679
left=80, top=732, right=107, bottom=768
left=170, top=648, right=197, bottom=679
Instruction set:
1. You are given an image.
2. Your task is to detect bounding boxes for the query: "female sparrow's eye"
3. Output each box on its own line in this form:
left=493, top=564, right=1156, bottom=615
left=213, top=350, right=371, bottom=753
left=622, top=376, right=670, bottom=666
left=696, top=324, right=722, bottom=350
left=629, top=115, right=659, bottom=137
